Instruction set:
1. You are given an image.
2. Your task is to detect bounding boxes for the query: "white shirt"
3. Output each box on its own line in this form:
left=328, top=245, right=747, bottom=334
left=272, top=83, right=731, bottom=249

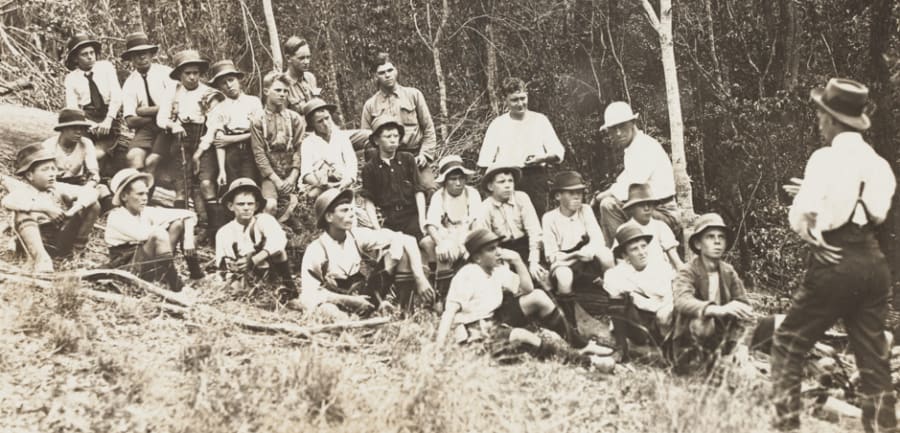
left=156, top=82, right=215, bottom=128
left=789, top=132, right=896, bottom=232
left=446, top=263, right=519, bottom=325
left=300, top=129, right=358, bottom=183
left=122, top=63, right=175, bottom=118
left=611, top=217, right=679, bottom=271
left=707, top=272, right=720, bottom=303
left=425, top=186, right=482, bottom=232
left=64, top=60, right=122, bottom=121
left=542, top=204, right=606, bottom=267
left=41, top=135, right=100, bottom=182
left=206, top=93, right=263, bottom=134
left=477, top=111, right=565, bottom=167
left=214, top=214, right=287, bottom=269
left=105, top=206, right=196, bottom=247
left=610, top=131, right=675, bottom=201
left=603, top=261, right=674, bottom=313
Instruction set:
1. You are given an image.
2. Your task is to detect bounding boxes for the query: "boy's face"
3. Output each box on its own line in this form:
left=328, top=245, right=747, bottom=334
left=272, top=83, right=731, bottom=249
left=374, top=62, right=398, bottom=88
left=122, top=179, right=149, bottom=214
left=373, top=127, right=401, bottom=155
left=75, top=46, right=96, bottom=71
left=696, top=228, right=727, bottom=260
left=488, top=172, right=515, bottom=201
left=444, top=172, right=466, bottom=197
left=505, top=91, right=528, bottom=116
left=25, top=160, right=58, bottom=191
left=608, top=121, right=636, bottom=149
left=228, top=191, right=258, bottom=224
left=556, top=189, right=584, bottom=211
left=311, top=110, right=333, bottom=137
left=59, top=125, right=87, bottom=144
left=475, top=243, right=501, bottom=269
left=288, top=44, right=312, bottom=72
left=218, top=75, right=242, bottom=99
left=628, top=202, right=655, bottom=225
left=623, top=239, right=649, bottom=271
left=180, top=65, right=202, bottom=90
left=326, top=202, right=356, bottom=231
left=129, top=50, right=153, bottom=72
left=265, top=80, right=289, bottom=109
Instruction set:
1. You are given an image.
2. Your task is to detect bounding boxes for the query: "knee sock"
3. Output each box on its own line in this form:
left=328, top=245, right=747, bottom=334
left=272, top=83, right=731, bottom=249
left=155, top=252, right=184, bottom=292
left=539, top=307, right=588, bottom=349
left=99, top=195, right=114, bottom=214
left=393, top=272, right=417, bottom=311
left=185, top=255, right=205, bottom=280
left=557, top=293, right=578, bottom=328
left=174, top=199, right=187, bottom=209
left=270, top=260, right=298, bottom=302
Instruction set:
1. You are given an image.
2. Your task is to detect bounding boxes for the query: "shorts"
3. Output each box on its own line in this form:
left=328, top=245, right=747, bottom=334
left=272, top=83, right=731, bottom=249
left=382, top=207, right=423, bottom=240
left=224, top=141, right=260, bottom=184
left=132, top=124, right=168, bottom=151
left=260, top=178, right=280, bottom=200
left=107, top=242, right=153, bottom=277
left=493, top=291, right=529, bottom=328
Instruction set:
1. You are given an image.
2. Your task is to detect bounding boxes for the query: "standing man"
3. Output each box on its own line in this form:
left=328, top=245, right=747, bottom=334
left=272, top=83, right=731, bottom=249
left=120, top=31, right=174, bottom=174
left=63, top=32, right=126, bottom=179
left=360, top=52, right=437, bottom=191
left=591, top=102, right=678, bottom=247
left=282, top=36, right=319, bottom=114
left=772, top=78, right=897, bottom=432
left=477, top=77, right=565, bottom=216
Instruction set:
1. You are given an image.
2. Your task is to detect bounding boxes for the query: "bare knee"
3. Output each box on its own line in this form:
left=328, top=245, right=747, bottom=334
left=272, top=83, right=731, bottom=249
left=126, top=148, right=147, bottom=169
left=520, top=290, right=554, bottom=314
left=553, top=267, right=574, bottom=293
left=145, top=153, right=160, bottom=172
left=264, top=199, right=277, bottom=215
left=199, top=180, right=216, bottom=198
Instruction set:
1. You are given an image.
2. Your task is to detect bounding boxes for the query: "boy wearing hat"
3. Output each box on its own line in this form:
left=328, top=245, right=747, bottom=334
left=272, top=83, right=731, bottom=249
left=360, top=116, right=426, bottom=239
left=215, top=178, right=297, bottom=303
left=282, top=36, right=319, bottom=113
left=63, top=32, right=126, bottom=178
left=435, top=228, right=613, bottom=361
left=592, top=101, right=678, bottom=246
left=473, top=164, right=547, bottom=284
left=40, top=108, right=111, bottom=203
left=105, top=168, right=203, bottom=292
left=299, top=97, right=357, bottom=199
left=542, top=170, right=614, bottom=325
left=120, top=31, right=174, bottom=173
left=772, top=78, right=897, bottom=432
left=604, top=221, right=675, bottom=360
left=477, top=77, right=565, bottom=216
left=299, top=188, right=435, bottom=318
left=3, top=143, right=101, bottom=272
left=669, top=213, right=753, bottom=374
left=614, top=183, right=684, bottom=272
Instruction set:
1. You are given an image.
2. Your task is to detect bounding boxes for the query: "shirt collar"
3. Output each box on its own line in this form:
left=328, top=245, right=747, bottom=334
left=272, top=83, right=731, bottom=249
left=377, top=85, right=402, bottom=99
left=831, top=131, right=865, bottom=150
left=488, top=195, right=515, bottom=208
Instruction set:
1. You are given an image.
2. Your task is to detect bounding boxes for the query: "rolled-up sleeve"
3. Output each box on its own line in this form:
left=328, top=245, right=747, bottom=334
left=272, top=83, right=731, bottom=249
left=257, top=214, right=287, bottom=255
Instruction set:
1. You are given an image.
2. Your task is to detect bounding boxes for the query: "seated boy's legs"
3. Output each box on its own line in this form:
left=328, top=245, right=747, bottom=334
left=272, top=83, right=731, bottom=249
left=597, top=196, right=628, bottom=248
left=260, top=178, right=281, bottom=216
left=15, top=216, right=54, bottom=272
left=383, top=208, right=423, bottom=240
left=56, top=201, right=101, bottom=254
left=224, top=146, right=259, bottom=185
left=499, top=236, right=530, bottom=264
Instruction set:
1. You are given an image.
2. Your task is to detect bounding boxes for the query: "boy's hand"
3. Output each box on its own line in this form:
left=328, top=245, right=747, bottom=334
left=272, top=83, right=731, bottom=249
left=529, top=262, right=548, bottom=282
left=217, top=172, right=227, bottom=187
left=43, top=204, right=66, bottom=223
left=169, top=123, right=185, bottom=137
left=191, top=151, right=203, bottom=175
left=415, top=154, right=429, bottom=168
left=497, top=248, right=521, bottom=263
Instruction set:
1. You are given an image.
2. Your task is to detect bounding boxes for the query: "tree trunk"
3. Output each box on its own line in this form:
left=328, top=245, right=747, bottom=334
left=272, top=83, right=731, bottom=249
left=485, top=17, right=500, bottom=115
left=780, top=0, right=799, bottom=92
left=0, top=103, right=56, bottom=149
left=323, top=26, right=346, bottom=123
left=262, top=0, right=283, bottom=72
left=431, top=0, right=450, bottom=142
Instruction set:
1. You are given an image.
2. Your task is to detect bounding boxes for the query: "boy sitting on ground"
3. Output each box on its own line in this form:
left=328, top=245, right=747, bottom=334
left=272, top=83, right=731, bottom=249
left=542, top=170, right=614, bottom=325
left=3, top=143, right=101, bottom=272
left=613, top=183, right=683, bottom=272
left=435, top=228, right=613, bottom=363
left=300, top=188, right=435, bottom=319
left=215, top=178, right=297, bottom=304
left=104, top=169, right=203, bottom=292
left=669, top=213, right=754, bottom=374
left=41, top=108, right=112, bottom=209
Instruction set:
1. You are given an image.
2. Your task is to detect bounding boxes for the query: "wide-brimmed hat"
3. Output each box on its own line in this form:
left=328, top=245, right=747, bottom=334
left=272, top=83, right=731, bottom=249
left=110, top=168, right=154, bottom=206
left=220, top=178, right=264, bottom=211
left=622, top=183, right=659, bottom=210
left=301, top=97, right=337, bottom=122
left=600, top=101, right=639, bottom=131
left=613, top=221, right=654, bottom=257
left=479, top=164, right=521, bottom=191
left=810, top=78, right=871, bottom=131
left=314, top=188, right=355, bottom=228
left=169, top=50, right=209, bottom=80
left=368, top=115, right=406, bottom=143
left=464, top=228, right=503, bottom=257
left=120, top=31, right=159, bottom=60
left=54, top=108, right=92, bottom=131
left=64, top=32, right=102, bottom=70
left=688, top=213, right=732, bottom=255
left=15, top=143, right=56, bottom=175
left=435, top=155, right=474, bottom=184
left=550, top=171, right=586, bottom=193
left=208, top=60, right=245, bottom=87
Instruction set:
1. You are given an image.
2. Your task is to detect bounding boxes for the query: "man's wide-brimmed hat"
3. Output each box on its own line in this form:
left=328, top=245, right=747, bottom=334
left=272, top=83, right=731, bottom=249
left=479, top=164, right=522, bottom=191
left=464, top=228, right=503, bottom=257
left=169, top=50, right=209, bottom=80
left=550, top=170, right=586, bottom=193
left=54, top=108, right=92, bottom=131
left=64, top=32, right=102, bottom=70
left=613, top=221, right=654, bottom=257
left=208, top=60, right=245, bottom=86
left=110, top=168, right=154, bottom=206
left=600, top=101, right=639, bottom=131
left=15, top=143, right=56, bottom=175
left=314, top=188, right=355, bottom=228
left=120, top=31, right=159, bottom=60
left=688, top=212, right=733, bottom=255
left=368, top=115, right=406, bottom=143
left=810, top=78, right=871, bottom=131
left=301, top=97, right=337, bottom=118
left=220, top=178, right=264, bottom=211
left=622, top=183, right=659, bottom=210
left=435, top=155, right=474, bottom=184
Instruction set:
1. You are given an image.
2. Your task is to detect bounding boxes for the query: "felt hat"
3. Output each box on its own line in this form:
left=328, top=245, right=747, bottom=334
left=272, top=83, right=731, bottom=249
left=688, top=213, right=732, bottom=255
left=283, top=36, right=308, bottom=54
left=368, top=115, right=406, bottom=143
left=464, top=228, right=503, bottom=257
left=550, top=170, right=586, bottom=193
left=314, top=188, right=355, bottom=228
left=64, top=32, right=102, bottom=71
left=810, top=78, right=871, bottom=131
left=220, top=177, right=265, bottom=211
left=15, top=143, right=56, bottom=175
left=622, top=183, right=659, bottom=210
left=600, top=101, right=639, bottom=131
left=434, top=155, right=474, bottom=184
left=169, top=50, right=209, bottom=80
left=120, top=31, right=158, bottom=60
left=53, top=108, right=93, bottom=131
left=479, top=164, right=521, bottom=191
left=208, top=59, right=245, bottom=87
left=110, top=168, right=154, bottom=206
left=612, top=221, right=654, bottom=258
left=301, top=97, right=337, bottom=118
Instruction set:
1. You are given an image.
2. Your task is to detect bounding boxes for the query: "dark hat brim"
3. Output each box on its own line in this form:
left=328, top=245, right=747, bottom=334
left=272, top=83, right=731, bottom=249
left=810, top=88, right=871, bottom=131
left=466, top=233, right=504, bottom=256
left=613, top=233, right=654, bottom=257
left=65, top=40, right=102, bottom=70
left=688, top=223, right=732, bottom=255
left=169, top=60, right=210, bottom=80
left=112, top=172, right=154, bottom=206
left=54, top=120, right=93, bottom=131
left=316, top=189, right=355, bottom=228
left=120, top=44, right=159, bottom=60
left=551, top=183, right=587, bottom=193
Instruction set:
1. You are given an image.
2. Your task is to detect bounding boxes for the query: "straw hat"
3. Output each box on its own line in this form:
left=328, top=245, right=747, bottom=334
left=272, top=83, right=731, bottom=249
left=434, top=155, right=475, bottom=184
left=110, top=168, right=154, bottom=206
left=600, top=101, right=639, bottom=131
left=688, top=213, right=733, bottom=255
left=220, top=178, right=264, bottom=211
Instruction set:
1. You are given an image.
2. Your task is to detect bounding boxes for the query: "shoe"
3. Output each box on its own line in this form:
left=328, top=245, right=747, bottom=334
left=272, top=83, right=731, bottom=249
left=578, top=340, right=615, bottom=357
left=589, top=355, right=617, bottom=373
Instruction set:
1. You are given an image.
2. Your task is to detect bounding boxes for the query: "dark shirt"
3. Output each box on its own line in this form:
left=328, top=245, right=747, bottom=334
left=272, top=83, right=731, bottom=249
left=360, top=151, right=424, bottom=212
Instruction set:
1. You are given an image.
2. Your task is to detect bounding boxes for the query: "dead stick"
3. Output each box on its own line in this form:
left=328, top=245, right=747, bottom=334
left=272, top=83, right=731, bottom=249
left=75, top=268, right=195, bottom=308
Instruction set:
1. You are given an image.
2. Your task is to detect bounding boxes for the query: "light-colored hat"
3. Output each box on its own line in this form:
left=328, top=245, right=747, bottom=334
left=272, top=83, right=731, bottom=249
left=110, top=168, right=154, bottom=206
left=220, top=178, right=264, bottom=211
left=622, top=183, right=659, bottom=210
left=810, top=78, right=871, bottom=131
left=314, top=188, right=355, bottom=228
left=169, top=50, right=209, bottom=80
left=435, top=155, right=475, bottom=184
left=479, top=164, right=522, bottom=191
left=600, top=101, right=639, bottom=131
left=688, top=213, right=732, bottom=255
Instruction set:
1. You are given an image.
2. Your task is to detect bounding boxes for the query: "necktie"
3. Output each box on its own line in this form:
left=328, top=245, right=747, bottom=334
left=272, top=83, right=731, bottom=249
left=84, top=71, right=104, bottom=110
left=141, top=73, right=156, bottom=107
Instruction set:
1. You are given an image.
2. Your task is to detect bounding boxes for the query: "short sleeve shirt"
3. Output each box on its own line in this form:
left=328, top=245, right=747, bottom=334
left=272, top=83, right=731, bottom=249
left=446, top=263, right=519, bottom=325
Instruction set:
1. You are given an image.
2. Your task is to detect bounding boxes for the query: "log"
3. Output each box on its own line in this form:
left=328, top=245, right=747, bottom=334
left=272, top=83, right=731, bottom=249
left=76, top=268, right=196, bottom=308
left=0, top=103, right=56, bottom=149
